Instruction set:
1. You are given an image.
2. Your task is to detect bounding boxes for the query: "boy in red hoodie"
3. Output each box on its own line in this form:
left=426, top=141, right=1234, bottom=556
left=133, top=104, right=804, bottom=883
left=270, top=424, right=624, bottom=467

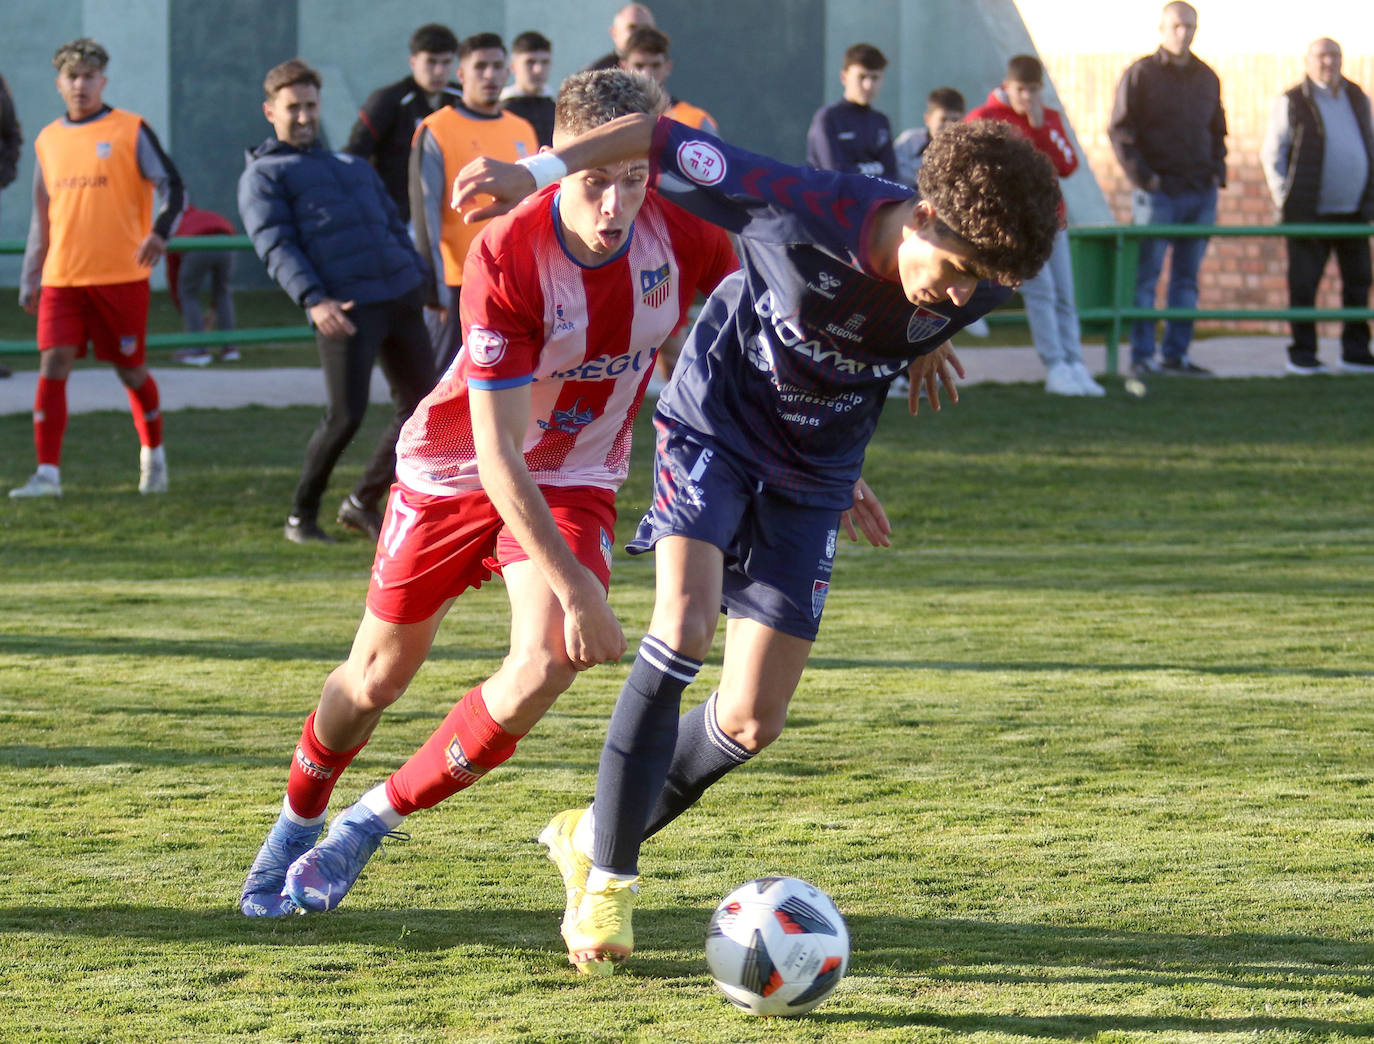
left=968, top=55, right=1104, bottom=396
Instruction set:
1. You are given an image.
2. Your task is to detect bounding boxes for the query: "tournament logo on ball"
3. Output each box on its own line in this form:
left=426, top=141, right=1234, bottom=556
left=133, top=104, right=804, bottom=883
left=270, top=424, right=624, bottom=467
left=906, top=306, right=950, bottom=343
left=467, top=326, right=508, bottom=366
left=678, top=140, right=726, bottom=186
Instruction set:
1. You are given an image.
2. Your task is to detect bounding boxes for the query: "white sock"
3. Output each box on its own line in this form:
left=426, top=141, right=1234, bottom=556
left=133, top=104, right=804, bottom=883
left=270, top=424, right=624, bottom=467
left=280, top=794, right=326, bottom=827
left=359, top=781, right=407, bottom=829
left=140, top=444, right=166, bottom=467
left=572, top=805, right=596, bottom=859
left=586, top=867, right=639, bottom=892
left=36, top=464, right=60, bottom=481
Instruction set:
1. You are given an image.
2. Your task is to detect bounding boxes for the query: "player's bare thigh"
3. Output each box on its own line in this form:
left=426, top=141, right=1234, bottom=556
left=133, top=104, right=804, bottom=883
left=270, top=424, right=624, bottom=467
left=647, top=535, right=725, bottom=660
left=482, top=558, right=583, bottom=734
left=314, top=601, right=455, bottom=750
left=714, top=615, right=812, bottom=753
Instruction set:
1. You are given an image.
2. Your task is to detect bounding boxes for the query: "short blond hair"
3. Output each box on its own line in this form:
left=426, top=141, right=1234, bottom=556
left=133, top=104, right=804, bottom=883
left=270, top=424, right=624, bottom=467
left=53, top=38, right=109, bottom=75
left=555, top=69, right=666, bottom=139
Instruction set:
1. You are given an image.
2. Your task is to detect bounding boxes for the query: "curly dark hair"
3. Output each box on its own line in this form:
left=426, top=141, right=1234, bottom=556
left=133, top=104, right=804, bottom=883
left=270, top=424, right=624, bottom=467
left=916, top=120, right=1062, bottom=284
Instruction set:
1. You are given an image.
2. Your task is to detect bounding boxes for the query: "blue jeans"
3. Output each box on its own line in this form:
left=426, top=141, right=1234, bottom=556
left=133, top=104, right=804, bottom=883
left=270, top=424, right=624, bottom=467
left=1130, top=185, right=1217, bottom=364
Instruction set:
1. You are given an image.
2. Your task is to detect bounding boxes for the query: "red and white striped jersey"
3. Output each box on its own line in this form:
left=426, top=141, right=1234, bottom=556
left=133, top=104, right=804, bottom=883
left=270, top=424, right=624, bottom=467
left=395, top=184, right=736, bottom=496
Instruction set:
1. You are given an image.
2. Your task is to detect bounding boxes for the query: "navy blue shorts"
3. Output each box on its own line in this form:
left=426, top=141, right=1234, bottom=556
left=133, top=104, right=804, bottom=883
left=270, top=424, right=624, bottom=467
left=626, top=420, right=840, bottom=641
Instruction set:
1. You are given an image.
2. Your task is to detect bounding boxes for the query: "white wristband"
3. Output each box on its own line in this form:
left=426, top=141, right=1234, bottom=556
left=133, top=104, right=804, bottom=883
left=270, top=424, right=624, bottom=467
left=517, top=151, right=569, bottom=191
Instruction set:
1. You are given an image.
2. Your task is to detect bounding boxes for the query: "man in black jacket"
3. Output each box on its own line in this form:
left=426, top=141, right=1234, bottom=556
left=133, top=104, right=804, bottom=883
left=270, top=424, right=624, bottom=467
left=1108, top=1, right=1227, bottom=377
left=344, top=24, right=460, bottom=222
left=1261, top=37, right=1374, bottom=374
left=240, top=59, right=436, bottom=544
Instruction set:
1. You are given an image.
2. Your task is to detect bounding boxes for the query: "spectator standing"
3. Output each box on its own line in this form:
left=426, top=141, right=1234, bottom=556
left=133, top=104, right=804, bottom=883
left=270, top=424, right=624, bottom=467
left=1260, top=37, right=1374, bottom=375
left=894, top=87, right=963, bottom=187
left=968, top=56, right=1104, bottom=396
left=411, top=33, right=538, bottom=372
left=344, top=24, right=461, bottom=223
left=239, top=59, right=436, bottom=544
left=585, top=4, right=655, bottom=72
left=1108, top=1, right=1227, bottom=377
left=806, top=43, right=897, bottom=179
left=168, top=203, right=240, bottom=366
left=0, top=73, right=21, bottom=380
left=11, top=38, right=185, bottom=499
left=620, top=27, right=718, bottom=133
left=501, top=31, right=555, bottom=148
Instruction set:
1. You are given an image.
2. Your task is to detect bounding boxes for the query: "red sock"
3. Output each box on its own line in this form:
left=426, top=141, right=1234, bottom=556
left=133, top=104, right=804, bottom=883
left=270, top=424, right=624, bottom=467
left=285, top=711, right=368, bottom=819
left=34, top=377, right=68, bottom=467
left=385, top=686, right=524, bottom=815
left=125, top=375, right=162, bottom=448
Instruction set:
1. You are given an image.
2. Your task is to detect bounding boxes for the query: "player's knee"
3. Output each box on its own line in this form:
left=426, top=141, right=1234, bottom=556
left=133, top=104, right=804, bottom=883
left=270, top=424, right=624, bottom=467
left=651, top=605, right=717, bottom=660
left=335, top=660, right=406, bottom=714
left=723, top=713, right=783, bottom=754
left=506, top=644, right=578, bottom=699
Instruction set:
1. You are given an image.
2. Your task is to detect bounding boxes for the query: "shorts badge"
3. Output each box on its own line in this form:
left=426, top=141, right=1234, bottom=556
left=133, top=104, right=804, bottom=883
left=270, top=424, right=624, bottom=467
left=811, top=579, right=830, bottom=619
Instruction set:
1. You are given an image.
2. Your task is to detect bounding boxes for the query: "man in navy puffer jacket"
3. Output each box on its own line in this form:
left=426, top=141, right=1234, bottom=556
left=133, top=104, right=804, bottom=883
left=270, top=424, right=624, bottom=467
left=240, top=58, right=437, bottom=545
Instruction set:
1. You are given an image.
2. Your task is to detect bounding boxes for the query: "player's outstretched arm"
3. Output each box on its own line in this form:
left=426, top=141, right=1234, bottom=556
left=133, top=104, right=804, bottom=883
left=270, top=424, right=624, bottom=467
left=454, top=113, right=658, bottom=222
left=907, top=341, right=965, bottom=416
left=840, top=477, right=891, bottom=548
left=470, top=385, right=627, bottom=669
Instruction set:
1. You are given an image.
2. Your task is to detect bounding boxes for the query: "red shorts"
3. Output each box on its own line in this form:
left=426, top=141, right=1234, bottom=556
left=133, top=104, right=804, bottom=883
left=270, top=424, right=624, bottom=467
left=37, top=280, right=151, bottom=364
left=365, top=482, right=619, bottom=625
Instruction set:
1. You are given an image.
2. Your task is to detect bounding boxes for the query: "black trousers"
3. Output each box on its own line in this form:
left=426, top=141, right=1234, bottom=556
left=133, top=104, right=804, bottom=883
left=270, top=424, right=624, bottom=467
left=292, top=286, right=437, bottom=519
left=1286, top=213, right=1372, bottom=359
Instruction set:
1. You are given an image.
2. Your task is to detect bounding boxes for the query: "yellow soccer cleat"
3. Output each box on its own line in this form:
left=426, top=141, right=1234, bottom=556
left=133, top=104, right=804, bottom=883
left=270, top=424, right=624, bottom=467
left=564, top=876, right=638, bottom=976
left=538, top=808, right=593, bottom=934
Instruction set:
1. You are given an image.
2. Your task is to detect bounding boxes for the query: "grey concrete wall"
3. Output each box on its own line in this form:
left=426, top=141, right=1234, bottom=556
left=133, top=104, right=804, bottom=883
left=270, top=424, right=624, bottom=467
left=0, top=0, right=1111, bottom=287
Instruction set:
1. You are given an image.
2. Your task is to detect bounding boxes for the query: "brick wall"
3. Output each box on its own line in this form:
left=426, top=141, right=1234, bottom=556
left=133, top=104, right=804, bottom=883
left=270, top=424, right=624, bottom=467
left=1044, top=51, right=1374, bottom=335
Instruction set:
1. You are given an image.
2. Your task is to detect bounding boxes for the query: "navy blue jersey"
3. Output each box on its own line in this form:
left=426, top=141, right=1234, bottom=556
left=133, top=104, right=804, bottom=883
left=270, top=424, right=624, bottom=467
left=806, top=100, right=898, bottom=179
left=648, top=117, right=1012, bottom=509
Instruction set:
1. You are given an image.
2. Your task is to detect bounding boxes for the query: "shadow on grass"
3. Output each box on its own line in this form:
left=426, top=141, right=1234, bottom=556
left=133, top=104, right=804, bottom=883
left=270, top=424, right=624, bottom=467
left=4, top=905, right=1373, bottom=1034
left=0, top=633, right=509, bottom=664
left=808, top=654, right=1373, bottom=680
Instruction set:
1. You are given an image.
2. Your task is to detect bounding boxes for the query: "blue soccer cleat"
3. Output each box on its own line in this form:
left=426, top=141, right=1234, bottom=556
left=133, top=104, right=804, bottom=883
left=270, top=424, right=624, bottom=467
left=241, top=811, right=324, bottom=917
left=283, top=803, right=404, bottom=912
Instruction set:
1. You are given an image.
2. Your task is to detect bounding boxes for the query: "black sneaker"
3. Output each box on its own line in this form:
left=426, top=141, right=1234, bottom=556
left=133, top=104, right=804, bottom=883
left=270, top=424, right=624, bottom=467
left=337, top=495, right=383, bottom=541
left=1130, top=358, right=1162, bottom=377
left=1285, top=353, right=1328, bottom=375
left=1159, top=356, right=1213, bottom=376
left=1339, top=351, right=1374, bottom=374
left=284, top=515, right=337, bottom=544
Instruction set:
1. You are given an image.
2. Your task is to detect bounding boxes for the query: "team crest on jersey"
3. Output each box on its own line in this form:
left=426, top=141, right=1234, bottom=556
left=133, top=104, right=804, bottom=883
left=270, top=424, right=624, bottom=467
left=96, top=141, right=112, bottom=159
left=516, top=142, right=529, bottom=157
left=538, top=398, right=595, bottom=435
left=467, top=326, right=507, bottom=365
left=906, top=306, right=951, bottom=343
left=640, top=263, right=672, bottom=308
left=677, top=140, right=726, bottom=186
left=811, top=579, right=830, bottom=619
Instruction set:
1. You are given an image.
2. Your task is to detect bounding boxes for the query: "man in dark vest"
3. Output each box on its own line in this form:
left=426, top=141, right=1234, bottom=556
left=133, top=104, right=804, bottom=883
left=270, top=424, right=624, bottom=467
left=1261, top=36, right=1374, bottom=375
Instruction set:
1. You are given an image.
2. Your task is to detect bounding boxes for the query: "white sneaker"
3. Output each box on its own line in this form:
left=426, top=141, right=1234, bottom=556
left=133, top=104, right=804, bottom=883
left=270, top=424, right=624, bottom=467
left=10, top=471, right=62, bottom=498
left=173, top=348, right=214, bottom=367
left=139, top=446, right=168, bottom=494
left=886, top=374, right=911, bottom=399
left=1070, top=361, right=1107, bottom=397
left=1045, top=362, right=1085, bottom=396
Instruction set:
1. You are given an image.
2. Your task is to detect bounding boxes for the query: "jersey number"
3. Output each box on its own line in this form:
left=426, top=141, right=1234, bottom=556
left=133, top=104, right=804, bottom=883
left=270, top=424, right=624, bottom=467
left=382, top=497, right=419, bottom=557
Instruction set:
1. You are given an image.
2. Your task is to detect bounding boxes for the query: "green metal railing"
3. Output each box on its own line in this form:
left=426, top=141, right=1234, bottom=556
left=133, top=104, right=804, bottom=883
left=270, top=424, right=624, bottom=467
left=3, top=226, right=1372, bottom=372
left=1067, top=223, right=1374, bottom=373
left=0, top=235, right=315, bottom=356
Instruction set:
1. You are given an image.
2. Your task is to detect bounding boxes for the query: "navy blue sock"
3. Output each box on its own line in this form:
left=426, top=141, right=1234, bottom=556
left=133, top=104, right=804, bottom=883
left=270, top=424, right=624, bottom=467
left=592, top=635, right=702, bottom=874
left=643, top=691, right=752, bottom=840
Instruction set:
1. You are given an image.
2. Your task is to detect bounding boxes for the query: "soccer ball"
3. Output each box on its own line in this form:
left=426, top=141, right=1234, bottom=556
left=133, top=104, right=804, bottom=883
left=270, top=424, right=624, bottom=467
left=704, top=876, right=849, bottom=1016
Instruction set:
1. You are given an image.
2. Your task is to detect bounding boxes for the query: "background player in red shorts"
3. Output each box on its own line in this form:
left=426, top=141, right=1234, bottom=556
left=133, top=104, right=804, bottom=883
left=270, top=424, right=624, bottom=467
left=12, top=37, right=185, bottom=498
left=239, top=69, right=740, bottom=917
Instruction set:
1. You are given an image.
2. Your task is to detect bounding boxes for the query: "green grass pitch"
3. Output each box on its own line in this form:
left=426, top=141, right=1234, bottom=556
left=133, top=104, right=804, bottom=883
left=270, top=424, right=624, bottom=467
left=1, top=374, right=1372, bottom=1042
